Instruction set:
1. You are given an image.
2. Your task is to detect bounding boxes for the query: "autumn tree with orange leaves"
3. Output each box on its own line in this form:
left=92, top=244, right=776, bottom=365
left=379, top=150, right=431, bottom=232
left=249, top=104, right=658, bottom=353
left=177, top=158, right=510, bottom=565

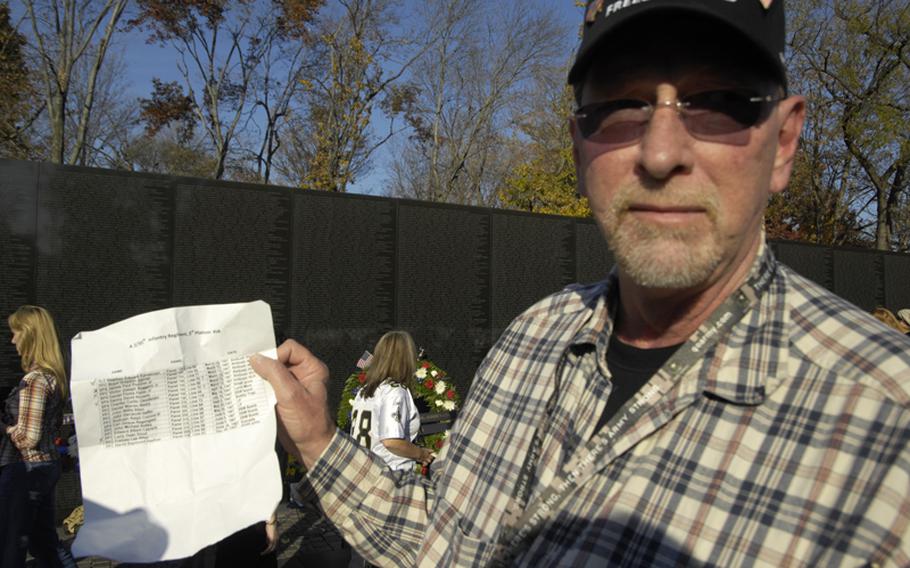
left=131, top=0, right=322, bottom=180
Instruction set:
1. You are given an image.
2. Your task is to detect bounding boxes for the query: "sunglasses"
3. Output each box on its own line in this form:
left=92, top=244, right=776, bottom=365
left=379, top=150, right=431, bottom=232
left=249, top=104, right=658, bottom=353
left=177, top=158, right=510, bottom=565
left=574, top=90, right=783, bottom=146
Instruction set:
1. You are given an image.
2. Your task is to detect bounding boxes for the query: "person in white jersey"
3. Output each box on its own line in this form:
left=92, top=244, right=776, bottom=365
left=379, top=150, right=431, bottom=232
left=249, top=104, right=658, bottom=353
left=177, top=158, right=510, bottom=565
left=349, top=331, right=434, bottom=471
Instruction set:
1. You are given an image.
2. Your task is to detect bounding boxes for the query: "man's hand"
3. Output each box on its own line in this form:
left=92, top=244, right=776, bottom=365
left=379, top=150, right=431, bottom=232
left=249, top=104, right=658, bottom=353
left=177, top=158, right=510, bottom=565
left=417, top=447, right=436, bottom=467
left=261, top=513, right=278, bottom=555
left=250, top=340, right=336, bottom=469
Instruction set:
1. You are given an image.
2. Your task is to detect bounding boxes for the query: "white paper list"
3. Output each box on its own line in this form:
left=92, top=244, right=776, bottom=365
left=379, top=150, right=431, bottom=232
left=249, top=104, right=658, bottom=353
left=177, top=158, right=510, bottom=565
left=70, top=301, right=282, bottom=563
left=85, top=358, right=269, bottom=448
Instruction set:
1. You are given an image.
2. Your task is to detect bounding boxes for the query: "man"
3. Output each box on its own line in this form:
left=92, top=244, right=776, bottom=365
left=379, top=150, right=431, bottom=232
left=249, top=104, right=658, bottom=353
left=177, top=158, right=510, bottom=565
left=251, top=1, right=910, bottom=565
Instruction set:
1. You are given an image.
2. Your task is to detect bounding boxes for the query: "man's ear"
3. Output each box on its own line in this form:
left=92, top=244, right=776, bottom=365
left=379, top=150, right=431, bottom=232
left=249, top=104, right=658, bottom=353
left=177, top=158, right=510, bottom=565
left=770, top=96, right=806, bottom=195
left=569, top=116, right=587, bottom=197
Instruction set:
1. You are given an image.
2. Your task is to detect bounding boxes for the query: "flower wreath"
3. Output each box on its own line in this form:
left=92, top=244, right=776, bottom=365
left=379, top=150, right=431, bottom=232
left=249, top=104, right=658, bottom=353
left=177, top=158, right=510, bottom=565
left=337, top=358, right=461, bottom=454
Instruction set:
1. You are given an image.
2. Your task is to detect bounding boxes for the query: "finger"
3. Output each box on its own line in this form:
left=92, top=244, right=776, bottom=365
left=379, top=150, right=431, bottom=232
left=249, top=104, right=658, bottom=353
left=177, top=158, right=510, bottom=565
left=276, top=340, right=330, bottom=385
left=277, top=339, right=318, bottom=368
left=250, top=353, right=300, bottom=400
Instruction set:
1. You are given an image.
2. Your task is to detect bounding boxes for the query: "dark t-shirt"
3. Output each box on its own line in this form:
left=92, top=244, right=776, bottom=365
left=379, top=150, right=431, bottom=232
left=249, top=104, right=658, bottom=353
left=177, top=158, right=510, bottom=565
left=595, top=335, right=682, bottom=433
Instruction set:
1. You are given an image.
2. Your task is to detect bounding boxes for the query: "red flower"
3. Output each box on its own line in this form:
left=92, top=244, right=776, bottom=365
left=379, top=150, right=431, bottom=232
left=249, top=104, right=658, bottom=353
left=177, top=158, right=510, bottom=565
left=421, top=361, right=431, bottom=369
left=357, top=372, right=366, bottom=383
left=421, top=465, right=429, bottom=476
left=424, top=379, right=434, bottom=390
left=446, top=390, right=455, bottom=400
left=434, top=439, right=443, bottom=450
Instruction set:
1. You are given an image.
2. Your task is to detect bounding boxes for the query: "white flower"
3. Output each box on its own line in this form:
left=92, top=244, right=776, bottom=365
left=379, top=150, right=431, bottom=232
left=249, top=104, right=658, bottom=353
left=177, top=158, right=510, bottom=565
left=443, top=400, right=456, bottom=411
left=434, top=399, right=444, bottom=407
left=431, top=370, right=438, bottom=377
left=435, top=381, right=447, bottom=395
left=348, top=399, right=354, bottom=406
left=415, top=368, right=428, bottom=379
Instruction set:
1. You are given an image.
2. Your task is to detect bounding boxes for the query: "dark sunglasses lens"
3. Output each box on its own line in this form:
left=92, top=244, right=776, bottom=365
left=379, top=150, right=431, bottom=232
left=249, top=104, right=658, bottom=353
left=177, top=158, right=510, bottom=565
left=578, top=100, right=648, bottom=145
left=683, top=91, right=768, bottom=137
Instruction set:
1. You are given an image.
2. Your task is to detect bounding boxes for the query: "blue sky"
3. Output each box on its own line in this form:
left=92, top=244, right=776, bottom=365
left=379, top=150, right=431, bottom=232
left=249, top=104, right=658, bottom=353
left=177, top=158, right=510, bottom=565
left=113, top=3, right=583, bottom=97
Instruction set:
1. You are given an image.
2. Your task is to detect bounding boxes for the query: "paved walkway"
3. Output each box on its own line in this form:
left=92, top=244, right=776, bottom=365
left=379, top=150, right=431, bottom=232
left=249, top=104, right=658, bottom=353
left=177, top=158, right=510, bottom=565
left=50, top=499, right=355, bottom=568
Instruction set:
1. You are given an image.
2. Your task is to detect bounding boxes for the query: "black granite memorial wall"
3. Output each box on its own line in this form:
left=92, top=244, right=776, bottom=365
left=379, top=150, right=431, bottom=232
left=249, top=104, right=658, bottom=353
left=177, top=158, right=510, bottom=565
left=290, top=191, right=397, bottom=396
left=34, top=165, right=174, bottom=349
left=2, top=159, right=910, bottom=408
left=5, top=159, right=910, bottom=524
left=0, top=161, right=38, bottom=401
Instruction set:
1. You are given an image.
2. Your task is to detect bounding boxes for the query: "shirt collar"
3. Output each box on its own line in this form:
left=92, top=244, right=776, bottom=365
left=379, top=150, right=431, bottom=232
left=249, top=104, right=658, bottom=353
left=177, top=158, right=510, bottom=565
left=574, top=241, right=783, bottom=405
left=570, top=267, right=618, bottom=348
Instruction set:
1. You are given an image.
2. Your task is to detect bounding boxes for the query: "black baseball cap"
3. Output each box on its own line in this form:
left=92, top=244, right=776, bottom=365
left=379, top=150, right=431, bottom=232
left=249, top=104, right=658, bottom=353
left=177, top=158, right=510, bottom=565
left=569, top=0, right=787, bottom=90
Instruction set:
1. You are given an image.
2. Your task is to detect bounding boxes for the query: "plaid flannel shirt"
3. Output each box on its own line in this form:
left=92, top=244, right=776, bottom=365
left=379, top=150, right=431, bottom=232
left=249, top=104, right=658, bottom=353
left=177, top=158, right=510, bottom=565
left=4, top=370, right=61, bottom=464
left=309, top=245, right=910, bottom=567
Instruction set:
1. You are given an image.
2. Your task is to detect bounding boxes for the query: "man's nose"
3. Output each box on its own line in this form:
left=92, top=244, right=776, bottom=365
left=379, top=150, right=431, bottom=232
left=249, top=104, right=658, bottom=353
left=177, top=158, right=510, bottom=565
left=637, top=105, right=694, bottom=180
left=636, top=95, right=694, bottom=182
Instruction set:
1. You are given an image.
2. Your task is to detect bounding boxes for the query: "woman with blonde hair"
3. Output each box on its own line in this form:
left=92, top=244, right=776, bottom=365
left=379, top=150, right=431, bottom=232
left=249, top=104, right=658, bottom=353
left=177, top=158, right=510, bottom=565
left=349, top=331, right=434, bottom=471
left=1, top=305, right=73, bottom=567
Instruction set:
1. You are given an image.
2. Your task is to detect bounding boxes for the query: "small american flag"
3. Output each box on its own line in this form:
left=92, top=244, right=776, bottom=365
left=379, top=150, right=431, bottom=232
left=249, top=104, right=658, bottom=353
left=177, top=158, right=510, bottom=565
left=356, top=350, right=373, bottom=369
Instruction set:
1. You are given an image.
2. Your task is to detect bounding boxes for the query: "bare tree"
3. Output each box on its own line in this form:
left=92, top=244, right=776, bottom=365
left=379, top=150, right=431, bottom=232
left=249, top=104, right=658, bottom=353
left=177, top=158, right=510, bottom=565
left=22, top=0, right=128, bottom=164
left=783, top=0, right=910, bottom=251
left=277, top=0, right=422, bottom=192
left=388, top=0, right=565, bottom=206
left=766, top=12, right=869, bottom=247
left=62, top=49, right=141, bottom=167
left=246, top=3, right=322, bottom=184
left=497, top=68, right=588, bottom=217
left=131, top=0, right=275, bottom=180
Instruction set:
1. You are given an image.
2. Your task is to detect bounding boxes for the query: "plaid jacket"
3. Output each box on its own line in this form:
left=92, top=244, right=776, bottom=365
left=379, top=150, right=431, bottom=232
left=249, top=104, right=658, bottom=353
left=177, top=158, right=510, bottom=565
left=309, top=247, right=910, bottom=567
left=2, top=370, right=63, bottom=465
